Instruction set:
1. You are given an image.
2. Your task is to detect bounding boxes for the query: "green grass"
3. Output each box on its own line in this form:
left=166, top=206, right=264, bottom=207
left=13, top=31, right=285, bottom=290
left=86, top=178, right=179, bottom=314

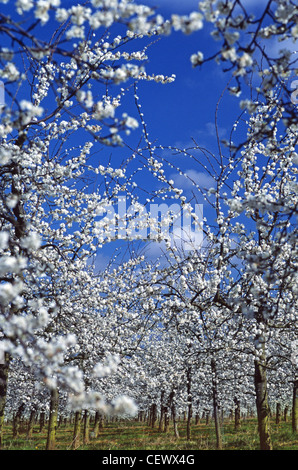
left=2, top=418, right=298, bottom=450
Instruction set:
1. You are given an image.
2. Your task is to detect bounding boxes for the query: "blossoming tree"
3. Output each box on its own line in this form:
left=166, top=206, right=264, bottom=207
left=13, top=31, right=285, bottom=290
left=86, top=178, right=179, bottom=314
left=0, top=0, right=203, bottom=447
left=0, top=0, right=297, bottom=452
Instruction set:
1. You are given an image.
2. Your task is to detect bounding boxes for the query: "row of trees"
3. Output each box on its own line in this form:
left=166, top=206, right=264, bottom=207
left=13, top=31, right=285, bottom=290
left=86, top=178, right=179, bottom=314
left=0, top=0, right=297, bottom=451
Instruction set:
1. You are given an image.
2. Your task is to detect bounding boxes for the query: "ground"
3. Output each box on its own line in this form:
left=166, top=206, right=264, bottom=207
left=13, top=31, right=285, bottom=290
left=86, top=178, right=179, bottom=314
left=2, top=417, right=298, bottom=450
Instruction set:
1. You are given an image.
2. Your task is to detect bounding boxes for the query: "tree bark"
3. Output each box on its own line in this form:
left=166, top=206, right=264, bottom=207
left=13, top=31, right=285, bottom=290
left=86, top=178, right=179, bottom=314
left=254, top=357, right=272, bottom=450
left=27, top=407, right=37, bottom=438
left=39, top=411, right=45, bottom=433
left=46, top=388, right=59, bottom=450
left=186, top=367, right=192, bottom=441
left=93, top=411, right=100, bottom=438
left=158, top=390, right=165, bottom=432
left=172, top=399, right=179, bottom=439
left=0, top=353, right=9, bottom=449
left=292, top=379, right=298, bottom=433
left=13, top=403, right=25, bottom=438
left=83, top=409, right=90, bottom=445
left=284, top=405, right=289, bottom=423
left=150, top=403, right=157, bottom=428
left=211, top=358, right=222, bottom=450
left=72, top=410, right=82, bottom=449
left=276, top=402, right=281, bottom=425
left=168, top=390, right=179, bottom=439
left=164, top=406, right=169, bottom=433
left=234, top=397, right=241, bottom=430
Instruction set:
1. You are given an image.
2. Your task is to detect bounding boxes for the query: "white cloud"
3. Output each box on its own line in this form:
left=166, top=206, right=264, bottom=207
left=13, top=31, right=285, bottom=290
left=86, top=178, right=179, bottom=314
left=89, top=253, right=112, bottom=272
left=142, top=225, right=204, bottom=261
left=205, top=122, right=227, bottom=139
left=170, top=169, right=215, bottom=191
left=263, top=36, right=297, bottom=59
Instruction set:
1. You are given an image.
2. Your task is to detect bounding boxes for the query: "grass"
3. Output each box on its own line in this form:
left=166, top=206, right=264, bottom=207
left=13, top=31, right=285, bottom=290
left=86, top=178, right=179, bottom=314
left=2, top=417, right=298, bottom=451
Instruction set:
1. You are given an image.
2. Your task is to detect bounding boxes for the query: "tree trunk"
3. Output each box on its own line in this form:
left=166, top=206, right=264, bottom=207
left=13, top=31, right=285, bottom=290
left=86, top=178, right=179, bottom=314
left=172, top=400, right=179, bottom=439
left=284, top=406, right=289, bottom=423
left=254, top=357, right=272, bottom=450
left=168, top=390, right=179, bottom=439
left=0, top=353, right=9, bottom=449
left=93, top=411, right=100, bottom=438
left=164, top=406, right=169, bottom=433
left=186, top=367, right=192, bottom=441
left=27, top=408, right=37, bottom=438
left=276, top=402, right=281, bottom=425
left=46, top=388, right=59, bottom=450
left=39, top=411, right=45, bottom=432
left=158, top=391, right=165, bottom=432
left=234, top=397, right=241, bottom=430
left=292, top=379, right=298, bottom=433
left=151, top=403, right=157, bottom=428
left=72, top=410, right=82, bottom=449
left=13, top=403, right=25, bottom=438
left=83, top=409, right=90, bottom=445
left=211, top=358, right=222, bottom=450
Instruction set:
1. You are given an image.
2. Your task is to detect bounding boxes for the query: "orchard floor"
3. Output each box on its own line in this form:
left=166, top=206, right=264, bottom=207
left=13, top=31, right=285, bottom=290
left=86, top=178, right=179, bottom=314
left=2, top=418, right=298, bottom=451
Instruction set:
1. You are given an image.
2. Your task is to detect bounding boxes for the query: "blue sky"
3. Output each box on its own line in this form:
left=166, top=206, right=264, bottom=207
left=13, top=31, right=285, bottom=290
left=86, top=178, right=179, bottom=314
left=93, top=0, right=248, bottom=266
left=1, top=0, right=284, bottom=268
left=99, top=0, right=259, bottom=266
left=131, top=1, right=245, bottom=165
left=101, top=0, right=298, bottom=266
